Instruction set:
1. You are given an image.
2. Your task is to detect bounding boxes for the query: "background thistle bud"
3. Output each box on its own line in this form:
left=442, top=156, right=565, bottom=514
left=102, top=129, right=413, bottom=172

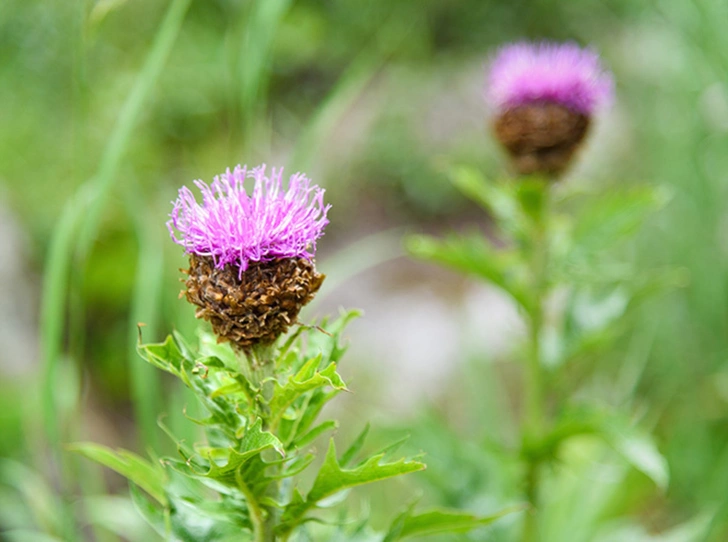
left=168, top=164, right=330, bottom=349
left=486, top=41, right=613, bottom=177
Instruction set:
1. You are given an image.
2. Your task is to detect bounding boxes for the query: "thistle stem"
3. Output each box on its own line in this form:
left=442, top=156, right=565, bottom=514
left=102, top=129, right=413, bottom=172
left=241, top=345, right=280, bottom=541
left=237, top=477, right=266, bottom=542
left=522, top=184, right=550, bottom=542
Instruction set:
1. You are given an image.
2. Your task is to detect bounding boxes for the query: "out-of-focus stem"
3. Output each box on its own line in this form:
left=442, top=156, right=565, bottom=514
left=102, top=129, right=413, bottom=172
left=522, top=185, right=550, bottom=542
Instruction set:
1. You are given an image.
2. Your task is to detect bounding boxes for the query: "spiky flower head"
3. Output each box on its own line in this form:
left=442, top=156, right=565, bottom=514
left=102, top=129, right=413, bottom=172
left=168, top=164, right=330, bottom=275
left=168, top=165, right=329, bottom=350
left=486, top=41, right=613, bottom=115
left=485, top=42, right=613, bottom=177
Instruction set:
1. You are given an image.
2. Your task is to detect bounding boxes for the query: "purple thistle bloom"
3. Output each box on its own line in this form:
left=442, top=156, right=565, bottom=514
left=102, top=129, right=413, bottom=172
left=168, top=164, right=330, bottom=275
left=486, top=41, right=613, bottom=115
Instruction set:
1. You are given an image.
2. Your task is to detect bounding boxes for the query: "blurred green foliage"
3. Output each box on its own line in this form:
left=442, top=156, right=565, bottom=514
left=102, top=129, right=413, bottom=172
left=2, top=0, right=728, bottom=540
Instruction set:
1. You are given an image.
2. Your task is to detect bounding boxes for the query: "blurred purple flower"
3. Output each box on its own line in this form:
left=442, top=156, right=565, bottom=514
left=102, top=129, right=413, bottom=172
left=168, top=164, right=330, bottom=275
left=486, top=41, right=613, bottom=115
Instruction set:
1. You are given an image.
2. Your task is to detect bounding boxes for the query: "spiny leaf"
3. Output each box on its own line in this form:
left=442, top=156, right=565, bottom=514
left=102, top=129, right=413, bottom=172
left=138, top=335, right=186, bottom=380
left=308, top=439, right=425, bottom=503
left=69, top=443, right=167, bottom=505
left=171, top=419, right=284, bottom=493
left=237, top=419, right=285, bottom=457
left=279, top=439, right=425, bottom=533
left=269, top=357, right=347, bottom=429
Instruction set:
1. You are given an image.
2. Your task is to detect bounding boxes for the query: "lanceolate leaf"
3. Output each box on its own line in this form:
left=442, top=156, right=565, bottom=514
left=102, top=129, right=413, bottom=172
left=571, top=185, right=669, bottom=257
left=540, top=406, right=669, bottom=490
left=129, top=484, right=168, bottom=538
left=407, top=233, right=532, bottom=312
left=384, top=505, right=525, bottom=541
left=340, top=424, right=370, bottom=467
left=448, top=166, right=525, bottom=237
left=605, top=423, right=669, bottom=491
left=293, top=420, right=338, bottom=448
left=69, top=444, right=167, bottom=505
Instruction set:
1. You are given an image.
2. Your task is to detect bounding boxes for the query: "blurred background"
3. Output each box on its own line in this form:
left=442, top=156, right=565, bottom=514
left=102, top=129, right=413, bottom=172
left=2, top=0, right=728, bottom=540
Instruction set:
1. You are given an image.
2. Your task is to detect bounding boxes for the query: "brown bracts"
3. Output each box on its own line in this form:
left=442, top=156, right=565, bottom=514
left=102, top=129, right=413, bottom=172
left=493, top=103, right=590, bottom=176
left=184, top=255, right=325, bottom=350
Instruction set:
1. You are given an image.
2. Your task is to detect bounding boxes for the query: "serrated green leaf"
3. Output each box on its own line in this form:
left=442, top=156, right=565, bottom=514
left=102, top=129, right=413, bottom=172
left=308, top=439, right=425, bottom=503
left=69, top=443, right=167, bottom=505
left=279, top=439, right=425, bottom=534
left=239, top=418, right=285, bottom=456
left=269, top=357, right=347, bottom=430
left=172, top=330, right=198, bottom=363
left=168, top=419, right=284, bottom=499
left=385, top=505, right=524, bottom=540
left=198, top=420, right=283, bottom=489
left=138, top=335, right=186, bottom=379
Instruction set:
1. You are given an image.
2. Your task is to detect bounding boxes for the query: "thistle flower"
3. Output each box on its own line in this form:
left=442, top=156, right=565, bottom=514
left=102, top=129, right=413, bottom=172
left=486, top=41, right=613, bottom=176
left=168, top=165, right=329, bottom=350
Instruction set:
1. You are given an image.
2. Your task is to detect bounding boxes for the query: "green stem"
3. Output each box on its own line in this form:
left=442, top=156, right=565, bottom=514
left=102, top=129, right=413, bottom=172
left=240, top=345, right=280, bottom=541
left=236, top=467, right=267, bottom=542
left=523, top=305, right=543, bottom=542
left=522, top=184, right=550, bottom=542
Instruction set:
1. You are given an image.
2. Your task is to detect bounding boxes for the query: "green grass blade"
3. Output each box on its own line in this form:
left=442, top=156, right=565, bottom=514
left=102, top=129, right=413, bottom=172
left=124, top=185, right=164, bottom=452
left=75, top=0, right=193, bottom=257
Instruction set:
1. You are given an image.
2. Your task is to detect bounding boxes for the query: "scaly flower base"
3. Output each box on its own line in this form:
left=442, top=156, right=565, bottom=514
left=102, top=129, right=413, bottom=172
left=184, top=254, right=325, bottom=350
